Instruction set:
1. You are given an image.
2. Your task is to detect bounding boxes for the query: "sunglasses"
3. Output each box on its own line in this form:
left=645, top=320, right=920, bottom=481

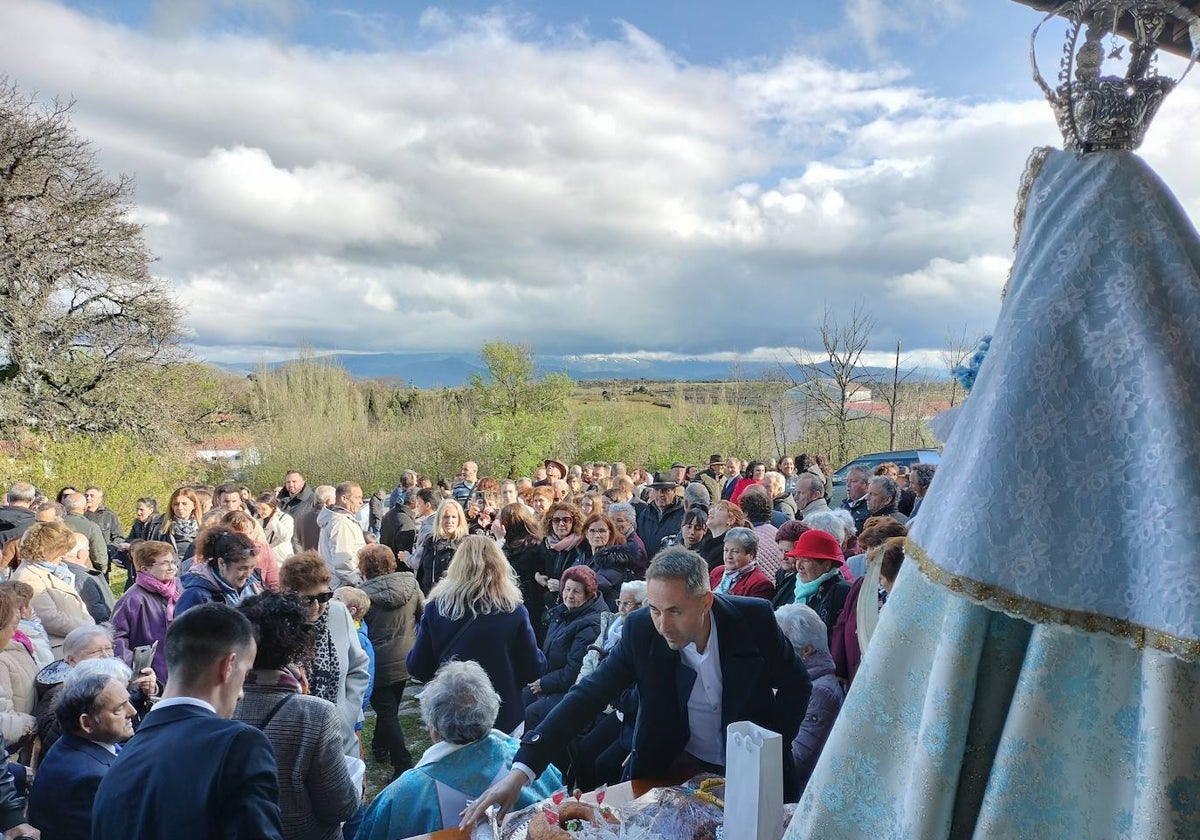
left=300, top=591, right=334, bottom=605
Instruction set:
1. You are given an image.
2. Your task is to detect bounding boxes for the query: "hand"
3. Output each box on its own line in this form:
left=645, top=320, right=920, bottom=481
left=547, top=578, right=561, bottom=593
left=4, top=824, right=39, bottom=839
left=132, top=668, right=158, bottom=696
left=527, top=679, right=541, bottom=695
left=534, top=573, right=547, bottom=588
left=460, top=768, right=527, bottom=828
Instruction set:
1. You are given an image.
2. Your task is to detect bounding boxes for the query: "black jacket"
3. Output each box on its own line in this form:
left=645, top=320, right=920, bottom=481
left=577, top=542, right=641, bottom=610
left=538, top=596, right=605, bottom=696
left=505, top=539, right=547, bottom=632
left=0, top=505, right=34, bottom=546
left=278, top=484, right=315, bottom=547
left=801, top=576, right=852, bottom=646
left=379, top=504, right=418, bottom=556
left=539, top=539, right=586, bottom=614
left=517, top=594, right=813, bottom=801
left=635, top=500, right=685, bottom=561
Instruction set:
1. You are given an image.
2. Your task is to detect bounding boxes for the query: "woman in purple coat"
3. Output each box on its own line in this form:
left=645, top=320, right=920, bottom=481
left=110, top=540, right=180, bottom=683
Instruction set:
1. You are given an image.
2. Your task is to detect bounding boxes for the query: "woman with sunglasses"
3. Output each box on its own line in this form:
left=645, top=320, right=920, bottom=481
left=534, top=502, right=585, bottom=619
left=279, top=551, right=370, bottom=758
left=110, top=540, right=181, bottom=684
left=175, top=525, right=264, bottom=615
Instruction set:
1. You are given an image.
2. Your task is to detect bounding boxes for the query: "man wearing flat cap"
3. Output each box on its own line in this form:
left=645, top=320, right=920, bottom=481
left=697, top=455, right=724, bottom=506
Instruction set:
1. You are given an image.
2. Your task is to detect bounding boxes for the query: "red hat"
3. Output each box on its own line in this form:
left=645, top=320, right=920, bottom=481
left=785, top=529, right=843, bottom=564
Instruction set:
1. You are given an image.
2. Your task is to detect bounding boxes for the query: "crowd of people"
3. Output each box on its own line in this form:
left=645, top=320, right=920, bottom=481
left=0, top=453, right=935, bottom=839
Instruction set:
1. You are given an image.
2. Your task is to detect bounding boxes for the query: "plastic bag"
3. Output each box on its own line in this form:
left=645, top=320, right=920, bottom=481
left=620, top=775, right=724, bottom=840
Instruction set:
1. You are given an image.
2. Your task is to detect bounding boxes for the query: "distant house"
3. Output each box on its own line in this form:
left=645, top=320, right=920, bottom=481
left=784, top=380, right=873, bottom=406
left=194, top=437, right=260, bottom=467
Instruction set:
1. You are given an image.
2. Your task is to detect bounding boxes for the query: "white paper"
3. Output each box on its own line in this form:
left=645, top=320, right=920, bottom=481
left=723, top=721, right=784, bottom=840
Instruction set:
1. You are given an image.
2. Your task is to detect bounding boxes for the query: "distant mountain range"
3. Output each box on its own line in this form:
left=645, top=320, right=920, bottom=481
left=215, top=350, right=936, bottom=389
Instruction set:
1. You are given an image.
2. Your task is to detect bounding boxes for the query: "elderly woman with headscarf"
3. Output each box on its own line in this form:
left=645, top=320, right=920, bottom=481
left=785, top=530, right=851, bottom=647
left=357, top=660, right=562, bottom=840
left=776, top=603, right=845, bottom=794
left=709, top=527, right=775, bottom=600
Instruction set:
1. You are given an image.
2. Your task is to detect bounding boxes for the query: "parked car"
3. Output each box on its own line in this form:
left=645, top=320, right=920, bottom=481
left=828, top=449, right=941, bottom=508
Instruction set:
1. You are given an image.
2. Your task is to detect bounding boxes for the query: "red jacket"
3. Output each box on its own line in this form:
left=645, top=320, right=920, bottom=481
left=709, top=564, right=775, bottom=601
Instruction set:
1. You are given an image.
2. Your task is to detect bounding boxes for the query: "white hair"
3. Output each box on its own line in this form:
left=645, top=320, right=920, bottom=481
left=419, top=660, right=500, bottom=745
left=802, top=510, right=850, bottom=544
left=775, top=603, right=830, bottom=656
left=619, top=580, right=648, bottom=604
left=68, top=656, right=133, bottom=685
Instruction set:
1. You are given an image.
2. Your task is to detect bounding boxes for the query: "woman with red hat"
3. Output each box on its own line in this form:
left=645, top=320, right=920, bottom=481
left=785, top=530, right=851, bottom=646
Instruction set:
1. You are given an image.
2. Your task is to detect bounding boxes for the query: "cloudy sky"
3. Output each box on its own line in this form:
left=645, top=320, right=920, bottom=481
left=3, top=0, right=1199, bottom=368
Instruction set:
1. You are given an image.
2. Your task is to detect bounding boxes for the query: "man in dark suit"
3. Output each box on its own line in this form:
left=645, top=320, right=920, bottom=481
left=92, top=604, right=284, bottom=840
left=28, top=671, right=134, bottom=838
left=462, top=547, right=812, bottom=828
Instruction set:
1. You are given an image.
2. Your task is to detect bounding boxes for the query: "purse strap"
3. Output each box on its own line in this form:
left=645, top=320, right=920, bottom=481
left=253, top=693, right=296, bottom=731
left=438, top=614, right=478, bottom=665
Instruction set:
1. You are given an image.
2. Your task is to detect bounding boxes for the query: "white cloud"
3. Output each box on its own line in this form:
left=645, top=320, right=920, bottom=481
left=3, top=0, right=1196, bottom=366
left=174, top=146, right=436, bottom=246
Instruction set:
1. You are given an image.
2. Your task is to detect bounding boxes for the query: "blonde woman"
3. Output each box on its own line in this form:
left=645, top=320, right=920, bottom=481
left=11, top=522, right=95, bottom=655
left=416, top=498, right=469, bottom=593
left=406, top=535, right=545, bottom=735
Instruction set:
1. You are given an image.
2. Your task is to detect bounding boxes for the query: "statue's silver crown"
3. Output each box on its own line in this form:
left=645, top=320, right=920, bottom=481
left=1032, top=0, right=1199, bottom=152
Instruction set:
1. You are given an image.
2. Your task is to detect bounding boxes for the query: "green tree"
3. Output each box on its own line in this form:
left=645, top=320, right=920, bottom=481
left=469, top=342, right=572, bottom=478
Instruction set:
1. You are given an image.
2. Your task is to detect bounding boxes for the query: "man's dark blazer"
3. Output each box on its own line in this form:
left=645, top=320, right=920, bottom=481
left=516, top=594, right=812, bottom=801
left=92, top=702, right=283, bottom=840
left=27, top=732, right=116, bottom=839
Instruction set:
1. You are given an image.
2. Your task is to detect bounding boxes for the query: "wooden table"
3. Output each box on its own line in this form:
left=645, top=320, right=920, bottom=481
left=405, top=776, right=684, bottom=840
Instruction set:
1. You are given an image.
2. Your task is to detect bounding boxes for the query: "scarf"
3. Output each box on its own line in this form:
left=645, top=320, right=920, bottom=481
left=243, top=666, right=304, bottom=693
left=793, top=568, right=842, bottom=604
left=136, top=571, right=182, bottom=621
left=301, top=609, right=340, bottom=705
left=34, top=561, right=75, bottom=586
left=212, top=568, right=250, bottom=606
left=170, top=517, right=199, bottom=544
left=716, top=563, right=756, bottom=595
left=548, top=533, right=583, bottom=552
left=603, top=615, right=626, bottom=652
left=11, top=630, right=33, bottom=657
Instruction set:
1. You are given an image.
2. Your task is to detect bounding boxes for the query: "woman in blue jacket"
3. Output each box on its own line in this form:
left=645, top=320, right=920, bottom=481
left=407, top=536, right=544, bottom=735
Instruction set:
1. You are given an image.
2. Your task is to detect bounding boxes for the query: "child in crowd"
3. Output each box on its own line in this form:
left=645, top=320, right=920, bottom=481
left=333, top=587, right=375, bottom=731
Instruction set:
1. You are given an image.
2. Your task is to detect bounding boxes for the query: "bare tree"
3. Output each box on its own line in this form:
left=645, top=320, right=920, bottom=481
left=940, top=325, right=984, bottom=408
left=867, top=338, right=920, bottom=451
left=0, top=82, right=184, bottom=442
left=786, top=304, right=876, bottom=465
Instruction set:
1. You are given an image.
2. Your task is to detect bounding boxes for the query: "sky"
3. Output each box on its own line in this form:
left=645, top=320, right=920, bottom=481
left=3, top=0, right=1199, bottom=370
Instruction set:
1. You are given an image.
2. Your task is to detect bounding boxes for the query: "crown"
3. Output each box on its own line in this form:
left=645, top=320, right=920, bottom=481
left=1031, top=1, right=1199, bottom=152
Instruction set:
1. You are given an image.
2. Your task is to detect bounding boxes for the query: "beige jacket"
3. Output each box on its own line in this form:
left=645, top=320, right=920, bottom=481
left=12, top=563, right=95, bottom=655
left=0, top=639, right=37, bottom=748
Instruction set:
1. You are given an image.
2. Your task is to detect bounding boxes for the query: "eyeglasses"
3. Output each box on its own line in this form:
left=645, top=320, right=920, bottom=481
left=585, top=528, right=609, bottom=536
left=153, top=558, right=180, bottom=567
left=616, top=600, right=641, bottom=608
left=551, top=516, right=573, bottom=524
left=300, top=591, right=334, bottom=605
